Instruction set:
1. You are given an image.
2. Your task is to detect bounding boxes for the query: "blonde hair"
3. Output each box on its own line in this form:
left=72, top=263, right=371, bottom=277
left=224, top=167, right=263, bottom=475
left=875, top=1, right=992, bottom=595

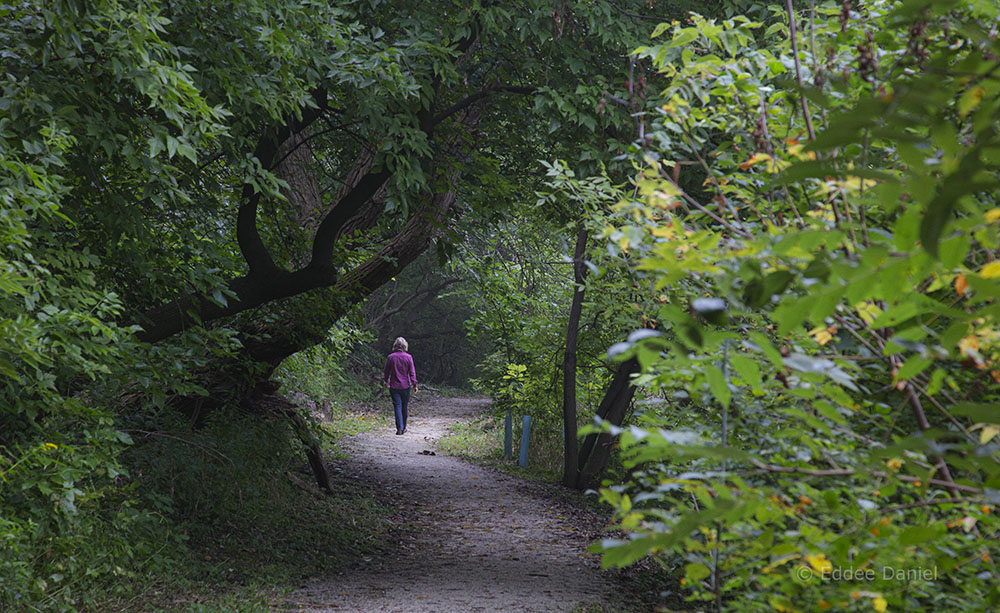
left=392, top=337, right=408, bottom=351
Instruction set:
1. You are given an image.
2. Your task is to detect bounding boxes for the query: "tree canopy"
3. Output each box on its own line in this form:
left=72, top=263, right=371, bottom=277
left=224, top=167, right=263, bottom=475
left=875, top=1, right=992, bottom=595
left=1, top=0, right=671, bottom=606
left=3, top=0, right=1000, bottom=610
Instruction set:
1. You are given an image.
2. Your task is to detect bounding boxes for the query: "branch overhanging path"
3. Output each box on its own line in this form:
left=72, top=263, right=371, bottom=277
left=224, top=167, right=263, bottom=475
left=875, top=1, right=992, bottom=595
left=285, top=396, right=616, bottom=612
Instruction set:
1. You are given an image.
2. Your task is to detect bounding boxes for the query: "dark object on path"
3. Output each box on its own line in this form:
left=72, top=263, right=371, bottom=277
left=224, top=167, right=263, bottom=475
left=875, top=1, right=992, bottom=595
left=419, top=450, right=436, bottom=456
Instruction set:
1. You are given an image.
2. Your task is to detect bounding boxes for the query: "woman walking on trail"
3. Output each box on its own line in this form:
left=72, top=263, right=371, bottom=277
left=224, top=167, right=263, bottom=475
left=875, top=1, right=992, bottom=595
left=383, top=337, right=418, bottom=435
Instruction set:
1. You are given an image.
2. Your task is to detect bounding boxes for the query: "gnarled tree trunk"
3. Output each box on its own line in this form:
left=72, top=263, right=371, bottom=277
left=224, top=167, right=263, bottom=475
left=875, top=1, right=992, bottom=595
left=573, top=357, right=640, bottom=490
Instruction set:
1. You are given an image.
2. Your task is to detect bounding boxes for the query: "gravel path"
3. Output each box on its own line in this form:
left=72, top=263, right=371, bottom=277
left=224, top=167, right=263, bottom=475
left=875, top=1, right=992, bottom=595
left=283, top=395, right=619, bottom=612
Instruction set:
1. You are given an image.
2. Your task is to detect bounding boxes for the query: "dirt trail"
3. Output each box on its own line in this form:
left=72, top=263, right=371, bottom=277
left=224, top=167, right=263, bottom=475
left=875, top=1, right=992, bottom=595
left=283, top=394, right=620, bottom=612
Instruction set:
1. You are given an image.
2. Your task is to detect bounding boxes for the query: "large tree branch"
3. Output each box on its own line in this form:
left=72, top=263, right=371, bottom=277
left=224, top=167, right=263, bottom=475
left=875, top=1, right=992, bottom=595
left=137, top=31, right=495, bottom=345
left=135, top=266, right=336, bottom=343
left=302, top=21, right=481, bottom=273
left=431, top=85, right=537, bottom=126
left=334, top=181, right=458, bottom=300
left=306, top=167, right=393, bottom=272
left=237, top=88, right=329, bottom=276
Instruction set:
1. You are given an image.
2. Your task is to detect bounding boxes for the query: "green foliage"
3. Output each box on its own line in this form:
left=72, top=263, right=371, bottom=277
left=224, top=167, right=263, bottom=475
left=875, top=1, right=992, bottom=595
left=0, top=0, right=383, bottom=606
left=463, top=161, right=650, bottom=423
left=101, top=408, right=392, bottom=611
left=438, top=412, right=565, bottom=480
left=275, top=318, right=376, bottom=405
left=2, top=0, right=679, bottom=605
left=462, top=221, right=574, bottom=427
left=582, top=2, right=1000, bottom=611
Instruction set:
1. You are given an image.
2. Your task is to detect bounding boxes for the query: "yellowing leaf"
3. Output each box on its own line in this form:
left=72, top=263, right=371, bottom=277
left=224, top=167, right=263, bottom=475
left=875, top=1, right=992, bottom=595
left=651, top=225, right=677, bottom=239
left=958, top=334, right=980, bottom=358
left=959, top=86, right=986, bottom=117
left=771, top=600, right=800, bottom=613
left=955, top=274, right=969, bottom=296
left=979, top=261, right=1000, bottom=279
left=806, top=553, right=832, bottom=575
left=873, top=596, right=888, bottom=612
left=855, top=301, right=883, bottom=326
left=985, top=208, right=1000, bottom=223
left=740, top=153, right=772, bottom=170
left=808, top=326, right=833, bottom=345
left=961, top=516, right=978, bottom=532
left=979, top=425, right=999, bottom=445
left=837, top=176, right=879, bottom=192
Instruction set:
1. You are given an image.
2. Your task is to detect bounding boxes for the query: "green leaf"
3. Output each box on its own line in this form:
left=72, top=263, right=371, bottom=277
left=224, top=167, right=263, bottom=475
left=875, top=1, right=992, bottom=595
left=706, top=365, right=731, bottom=409
left=651, top=22, right=671, bottom=39
left=598, top=536, right=656, bottom=568
left=761, top=270, right=794, bottom=303
left=898, top=525, right=942, bottom=546
left=920, top=161, right=988, bottom=257
left=748, top=332, right=783, bottom=368
left=821, top=383, right=854, bottom=409
left=671, top=28, right=699, bottom=47
left=0, top=357, right=20, bottom=381
left=926, top=368, right=947, bottom=395
left=730, top=355, right=762, bottom=390
left=869, top=301, right=922, bottom=329
left=685, top=562, right=711, bottom=582
left=958, top=86, right=985, bottom=117
left=951, top=403, right=998, bottom=423
left=775, top=159, right=898, bottom=185
left=775, top=294, right=815, bottom=336
left=896, top=355, right=932, bottom=380
left=938, top=234, right=971, bottom=269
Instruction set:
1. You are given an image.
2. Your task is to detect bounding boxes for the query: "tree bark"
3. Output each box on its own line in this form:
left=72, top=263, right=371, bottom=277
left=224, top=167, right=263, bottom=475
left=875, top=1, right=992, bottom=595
left=288, top=409, right=333, bottom=493
left=562, top=223, right=589, bottom=488
left=574, top=357, right=640, bottom=490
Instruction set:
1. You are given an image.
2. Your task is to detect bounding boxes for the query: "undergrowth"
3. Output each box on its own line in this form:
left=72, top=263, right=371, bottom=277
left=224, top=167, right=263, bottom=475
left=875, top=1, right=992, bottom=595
left=438, top=412, right=565, bottom=482
left=273, top=323, right=380, bottom=407
left=89, top=375, right=394, bottom=611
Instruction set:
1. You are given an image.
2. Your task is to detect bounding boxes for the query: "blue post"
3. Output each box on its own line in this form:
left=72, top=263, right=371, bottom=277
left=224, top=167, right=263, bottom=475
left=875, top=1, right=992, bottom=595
left=504, top=409, right=512, bottom=460
left=518, top=415, right=532, bottom=468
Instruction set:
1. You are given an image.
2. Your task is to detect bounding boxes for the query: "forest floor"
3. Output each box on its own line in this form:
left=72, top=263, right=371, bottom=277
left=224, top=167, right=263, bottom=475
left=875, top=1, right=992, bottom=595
left=279, top=394, right=638, bottom=612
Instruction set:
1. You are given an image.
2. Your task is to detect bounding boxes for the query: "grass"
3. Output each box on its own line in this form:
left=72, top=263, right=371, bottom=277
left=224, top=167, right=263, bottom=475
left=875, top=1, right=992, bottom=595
left=437, top=412, right=565, bottom=482
left=318, top=402, right=390, bottom=460
left=422, top=383, right=473, bottom=398
left=436, top=414, right=503, bottom=458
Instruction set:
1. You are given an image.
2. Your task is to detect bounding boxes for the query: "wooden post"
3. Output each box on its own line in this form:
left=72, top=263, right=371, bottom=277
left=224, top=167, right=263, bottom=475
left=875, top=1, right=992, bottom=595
left=504, top=409, right=513, bottom=459
left=519, top=415, right=532, bottom=468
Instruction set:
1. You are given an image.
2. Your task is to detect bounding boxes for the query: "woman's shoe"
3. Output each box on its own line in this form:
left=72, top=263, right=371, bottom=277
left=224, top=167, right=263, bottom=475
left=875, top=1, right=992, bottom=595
left=402, top=428, right=407, bottom=434
left=395, top=429, right=403, bottom=435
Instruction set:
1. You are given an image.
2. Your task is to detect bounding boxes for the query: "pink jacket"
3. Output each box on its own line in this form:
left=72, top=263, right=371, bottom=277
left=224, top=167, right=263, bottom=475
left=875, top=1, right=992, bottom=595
left=383, top=351, right=417, bottom=389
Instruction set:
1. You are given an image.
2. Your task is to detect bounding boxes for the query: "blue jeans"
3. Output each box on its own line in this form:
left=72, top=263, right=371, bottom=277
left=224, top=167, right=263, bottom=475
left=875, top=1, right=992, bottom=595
left=389, top=387, right=410, bottom=431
